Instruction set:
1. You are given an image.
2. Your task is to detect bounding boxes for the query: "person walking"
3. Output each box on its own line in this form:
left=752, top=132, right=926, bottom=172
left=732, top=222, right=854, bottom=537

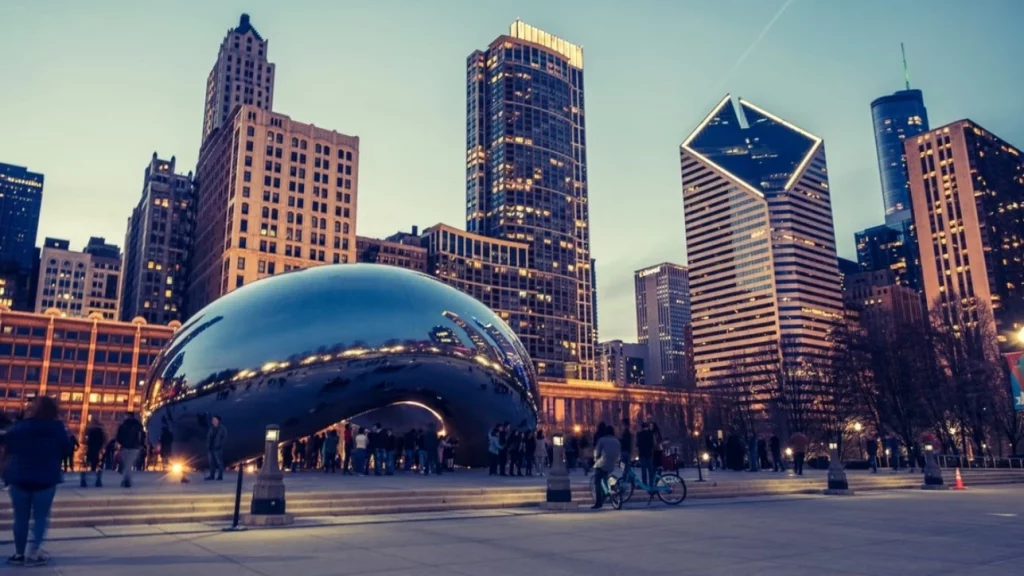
left=619, top=418, right=634, bottom=476
left=488, top=425, right=501, bottom=476
left=636, top=422, right=655, bottom=487
left=769, top=435, right=783, bottom=472
left=422, top=424, right=440, bottom=475
left=204, top=415, right=227, bottom=481
left=116, top=413, right=144, bottom=488
left=790, top=432, right=808, bottom=476
left=159, top=425, right=173, bottom=470
left=757, top=438, right=769, bottom=470
left=498, top=422, right=509, bottom=476
left=507, top=430, right=523, bottom=476
left=102, top=439, right=117, bottom=471
left=63, top=433, right=79, bottom=474
left=591, top=424, right=621, bottom=510
left=281, top=440, right=294, bottom=472
left=3, top=396, right=66, bottom=567
left=523, top=431, right=536, bottom=476
left=866, top=436, right=879, bottom=473
left=354, top=428, right=369, bottom=475
left=404, top=429, right=417, bottom=472
left=322, top=429, right=339, bottom=474
left=342, top=424, right=354, bottom=474
left=534, top=429, right=547, bottom=477
left=80, top=417, right=106, bottom=488
left=385, top=428, right=397, bottom=475
left=652, top=423, right=664, bottom=472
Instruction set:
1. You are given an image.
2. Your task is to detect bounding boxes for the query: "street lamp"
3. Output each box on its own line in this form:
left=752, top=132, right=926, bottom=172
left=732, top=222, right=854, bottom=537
left=1016, top=326, right=1024, bottom=345
left=572, top=424, right=581, bottom=435
left=543, top=432, right=572, bottom=509
left=852, top=421, right=864, bottom=459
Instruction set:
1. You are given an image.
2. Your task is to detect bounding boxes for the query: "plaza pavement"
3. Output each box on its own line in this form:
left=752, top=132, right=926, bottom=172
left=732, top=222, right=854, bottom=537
left=10, top=485, right=1024, bottom=575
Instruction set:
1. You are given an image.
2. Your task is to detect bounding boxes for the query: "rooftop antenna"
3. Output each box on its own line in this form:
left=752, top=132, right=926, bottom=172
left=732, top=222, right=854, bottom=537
left=901, top=42, right=911, bottom=90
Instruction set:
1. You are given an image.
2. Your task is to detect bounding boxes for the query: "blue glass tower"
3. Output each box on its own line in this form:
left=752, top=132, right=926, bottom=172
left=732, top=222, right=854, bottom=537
left=0, top=162, right=44, bottom=310
left=870, top=85, right=929, bottom=226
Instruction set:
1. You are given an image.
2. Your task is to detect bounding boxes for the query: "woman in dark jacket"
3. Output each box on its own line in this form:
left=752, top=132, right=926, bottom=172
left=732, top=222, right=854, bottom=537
left=4, top=396, right=67, bottom=567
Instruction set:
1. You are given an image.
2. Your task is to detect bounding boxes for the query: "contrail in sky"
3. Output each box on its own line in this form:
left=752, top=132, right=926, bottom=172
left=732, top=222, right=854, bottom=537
left=716, top=0, right=797, bottom=93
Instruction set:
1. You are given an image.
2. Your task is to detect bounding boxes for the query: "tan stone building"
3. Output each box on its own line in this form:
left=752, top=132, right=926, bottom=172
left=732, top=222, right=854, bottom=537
left=188, top=105, right=359, bottom=313
left=908, top=119, right=1024, bottom=346
left=35, top=237, right=122, bottom=320
left=356, top=228, right=427, bottom=272
left=202, top=14, right=275, bottom=144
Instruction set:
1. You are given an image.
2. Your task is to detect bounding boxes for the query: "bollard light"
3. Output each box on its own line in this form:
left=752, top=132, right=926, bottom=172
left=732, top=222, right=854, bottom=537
left=553, top=433, right=564, bottom=447
left=925, top=444, right=933, bottom=452
left=829, top=442, right=838, bottom=451
left=266, top=427, right=280, bottom=443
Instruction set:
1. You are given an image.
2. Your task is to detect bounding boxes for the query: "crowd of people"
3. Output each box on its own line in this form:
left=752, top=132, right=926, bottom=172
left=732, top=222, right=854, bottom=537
left=280, top=422, right=459, bottom=476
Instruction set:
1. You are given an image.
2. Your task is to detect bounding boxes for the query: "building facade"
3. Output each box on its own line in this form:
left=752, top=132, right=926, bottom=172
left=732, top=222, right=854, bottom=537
left=356, top=229, right=427, bottom=272
left=0, top=306, right=176, bottom=439
left=854, top=222, right=921, bottom=290
left=871, top=89, right=929, bottom=226
left=35, top=238, right=122, bottom=320
left=0, top=162, right=44, bottom=311
left=202, top=14, right=276, bottom=144
left=596, top=340, right=646, bottom=387
left=121, top=153, right=194, bottom=324
left=188, top=105, right=359, bottom=313
left=680, top=95, right=843, bottom=389
left=466, top=20, right=595, bottom=380
left=634, top=263, right=691, bottom=387
left=908, top=120, right=1024, bottom=348
left=843, top=269, right=924, bottom=334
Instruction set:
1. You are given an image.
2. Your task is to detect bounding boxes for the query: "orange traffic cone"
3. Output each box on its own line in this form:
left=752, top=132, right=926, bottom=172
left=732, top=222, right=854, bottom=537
left=953, top=467, right=966, bottom=490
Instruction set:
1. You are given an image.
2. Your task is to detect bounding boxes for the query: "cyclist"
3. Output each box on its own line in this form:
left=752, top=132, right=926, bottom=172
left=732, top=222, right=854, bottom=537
left=592, top=424, right=620, bottom=510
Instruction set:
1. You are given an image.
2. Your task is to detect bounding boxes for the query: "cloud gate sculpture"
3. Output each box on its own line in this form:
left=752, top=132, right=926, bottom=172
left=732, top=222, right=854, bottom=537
left=142, top=264, right=539, bottom=467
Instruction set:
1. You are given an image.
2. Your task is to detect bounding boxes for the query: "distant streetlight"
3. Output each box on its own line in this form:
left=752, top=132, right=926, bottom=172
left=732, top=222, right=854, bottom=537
left=572, top=424, right=582, bottom=435
left=1017, top=326, right=1024, bottom=345
left=853, top=422, right=863, bottom=432
left=785, top=447, right=793, bottom=457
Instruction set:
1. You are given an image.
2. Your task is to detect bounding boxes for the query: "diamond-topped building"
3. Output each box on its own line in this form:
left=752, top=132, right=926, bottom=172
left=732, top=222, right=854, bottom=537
left=465, top=20, right=595, bottom=380
left=680, top=95, right=843, bottom=389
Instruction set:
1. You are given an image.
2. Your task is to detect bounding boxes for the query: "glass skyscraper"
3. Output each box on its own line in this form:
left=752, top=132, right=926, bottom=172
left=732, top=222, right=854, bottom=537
left=871, top=89, right=929, bottom=226
left=0, top=162, right=44, bottom=311
left=466, top=21, right=595, bottom=380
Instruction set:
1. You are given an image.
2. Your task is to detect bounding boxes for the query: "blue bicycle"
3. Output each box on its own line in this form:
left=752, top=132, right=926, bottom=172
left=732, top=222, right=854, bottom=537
left=609, top=465, right=686, bottom=508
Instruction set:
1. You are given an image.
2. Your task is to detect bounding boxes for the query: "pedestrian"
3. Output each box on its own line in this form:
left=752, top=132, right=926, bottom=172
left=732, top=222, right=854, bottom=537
left=294, top=438, right=306, bottom=471
left=204, top=415, right=227, bottom=481
left=534, top=429, right=547, bottom=477
left=116, top=412, right=144, bottom=488
left=102, top=439, right=117, bottom=471
left=637, top=422, right=655, bottom=487
left=354, top=427, right=369, bottom=474
left=447, top=437, right=459, bottom=471
left=591, top=424, right=621, bottom=510
left=322, top=429, right=339, bottom=474
left=866, top=436, right=879, bottom=473
left=369, top=423, right=384, bottom=476
left=343, top=424, right=354, bottom=474
left=758, top=437, right=769, bottom=470
left=488, top=425, right=501, bottom=476
left=523, top=431, right=536, bottom=476
left=80, top=417, right=106, bottom=488
left=422, top=424, right=440, bottom=475
left=385, top=428, right=397, bottom=475
left=619, top=418, right=634, bottom=475
left=567, top=434, right=579, bottom=472
left=507, top=430, right=523, bottom=476
left=769, top=435, right=784, bottom=472
left=159, top=424, right=173, bottom=469
left=790, top=432, right=808, bottom=476
left=63, top=433, right=79, bottom=473
left=3, top=396, right=66, bottom=567
left=404, top=428, right=417, bottom=472
left=909, top=441, right=922, bottom=474
left=281, top=440, right=294, bottom=472
left=306, top=434, right=319, bottom=471
left=579, top=433, right=593, bottom=475
left=498, top=422, right=509, bottom=476
left=652, top=423, right=664, bottom=471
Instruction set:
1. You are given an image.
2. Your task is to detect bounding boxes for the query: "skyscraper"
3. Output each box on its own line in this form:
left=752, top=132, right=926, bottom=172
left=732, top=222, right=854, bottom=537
left=121, top=153, right=194, bottom=324
left=0, top=162, right=44, bottom=311
left=871, top=89, right=929, bottom=226
left=35, top=237, right=121, bottom=319
left=202, top=14, right=276, bottom=144
left=466, top=20, right=595, bottom=379
left=634, top=263, right=691, bottom=388
left=188, top=105, right=359, bottom=313
left=597, top=340, right=646, bottom=387
left=854, top=222, right=921, bottom=290
left=680, top=95, right=843, bottom=388
left=908, top=119, right=1024, bottom=349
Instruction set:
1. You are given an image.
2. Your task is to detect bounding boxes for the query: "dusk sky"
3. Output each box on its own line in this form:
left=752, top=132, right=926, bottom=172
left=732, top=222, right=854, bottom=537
left=1, top=0, right=1021, bottom=341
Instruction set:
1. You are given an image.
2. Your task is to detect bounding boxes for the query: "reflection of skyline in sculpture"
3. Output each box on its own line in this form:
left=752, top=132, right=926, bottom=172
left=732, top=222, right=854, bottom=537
left=142, top=265, right=539, bottom=466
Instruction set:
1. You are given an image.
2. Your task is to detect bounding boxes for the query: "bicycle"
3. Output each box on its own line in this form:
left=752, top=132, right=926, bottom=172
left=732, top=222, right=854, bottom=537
left=609, top=463, right=687, bottom=507
left=590, top=471, right=623, bottom=509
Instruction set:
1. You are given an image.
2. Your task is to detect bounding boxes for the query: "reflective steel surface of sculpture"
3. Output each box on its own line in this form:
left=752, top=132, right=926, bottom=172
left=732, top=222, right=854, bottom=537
left=142, top=264, right=539, bottom=466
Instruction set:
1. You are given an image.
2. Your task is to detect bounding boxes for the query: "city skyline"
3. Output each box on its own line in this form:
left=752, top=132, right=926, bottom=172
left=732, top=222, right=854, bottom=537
left=1, top=0, right=1022, bottom=342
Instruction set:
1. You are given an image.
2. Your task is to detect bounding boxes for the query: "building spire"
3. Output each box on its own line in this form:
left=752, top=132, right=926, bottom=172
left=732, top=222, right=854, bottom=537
left=901, top=42, right=910, bottom=90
